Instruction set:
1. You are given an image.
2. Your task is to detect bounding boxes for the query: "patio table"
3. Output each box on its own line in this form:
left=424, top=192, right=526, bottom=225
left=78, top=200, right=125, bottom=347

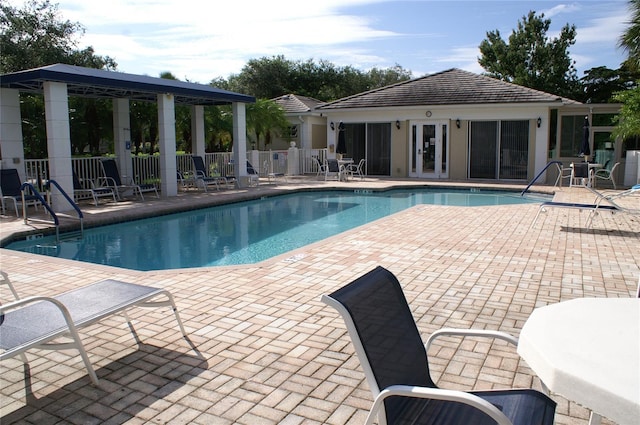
left=517, top=298, right=639, bottom=425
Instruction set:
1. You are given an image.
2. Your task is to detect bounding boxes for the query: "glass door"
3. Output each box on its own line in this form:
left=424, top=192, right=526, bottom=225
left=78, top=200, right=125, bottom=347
left=411, top=122, right=448, bottom=178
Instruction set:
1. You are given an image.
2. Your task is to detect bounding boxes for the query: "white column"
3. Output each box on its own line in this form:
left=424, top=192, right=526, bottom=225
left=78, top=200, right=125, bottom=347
left=43, top=81, right=73, bottom=212
left=0, top=89, right=26, bottom=178
left=191, top=105, right=206, bottom=156
left=158, top=93, right=177, bottom=197
left=232, top=102, right=247, bottom=187
left=113, top=98, right=133, bottom=178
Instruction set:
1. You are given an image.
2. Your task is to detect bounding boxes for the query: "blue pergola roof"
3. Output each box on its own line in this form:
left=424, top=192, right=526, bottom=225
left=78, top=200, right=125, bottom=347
left=0, top=63, right=255, bottom=106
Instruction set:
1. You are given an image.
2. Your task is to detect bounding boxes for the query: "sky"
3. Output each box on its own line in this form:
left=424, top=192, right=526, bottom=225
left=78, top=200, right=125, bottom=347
left=11, top=0, right=632, bottom=85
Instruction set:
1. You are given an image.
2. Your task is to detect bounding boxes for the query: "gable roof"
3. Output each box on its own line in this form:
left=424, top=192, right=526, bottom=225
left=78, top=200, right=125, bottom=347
left=0, top=63, right=255, bottom=106
left=272, top=94, right=324, bottom=113
left=318, top=68, right=578, bottom=110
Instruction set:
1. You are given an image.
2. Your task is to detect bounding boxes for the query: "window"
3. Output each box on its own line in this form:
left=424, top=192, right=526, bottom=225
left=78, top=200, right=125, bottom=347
left=560, top=115, right=584, bottom=157
left=469, top=120, right=529, bottom=180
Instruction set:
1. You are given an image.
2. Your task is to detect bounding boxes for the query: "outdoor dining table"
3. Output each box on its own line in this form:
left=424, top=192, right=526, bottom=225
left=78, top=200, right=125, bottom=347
left=517, top=298, right=640, bottom=425
left=338, top=158, right=353, bottom=181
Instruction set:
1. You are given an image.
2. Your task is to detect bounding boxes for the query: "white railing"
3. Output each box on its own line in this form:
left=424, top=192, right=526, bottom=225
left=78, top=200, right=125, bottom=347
left=23, top=148, right=328, bottom=189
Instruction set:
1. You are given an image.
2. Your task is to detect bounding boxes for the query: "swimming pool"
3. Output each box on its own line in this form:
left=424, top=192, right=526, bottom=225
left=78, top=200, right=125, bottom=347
left=6, top=189, right=546, bottom=271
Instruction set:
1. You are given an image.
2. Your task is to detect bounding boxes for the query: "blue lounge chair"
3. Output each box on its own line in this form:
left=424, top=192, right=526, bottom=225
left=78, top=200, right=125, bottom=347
left=246, top=161, right=260, bottom=186
left=191, top=155, right=230, bottom=191
left=0, top=168, right=40, bottom=217
left=99, top=159, right=159, bottom=200
left=0, top=272, right=187, bottom=386
left=321, top=266, right=556, bottom=425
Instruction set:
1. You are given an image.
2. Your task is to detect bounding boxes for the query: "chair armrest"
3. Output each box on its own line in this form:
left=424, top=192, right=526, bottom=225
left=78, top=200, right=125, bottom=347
left=425, top=327, right=519, bottom=352
left=96, top=176, right=117, bottom=187
left=364, top=384, right=514, bottom=425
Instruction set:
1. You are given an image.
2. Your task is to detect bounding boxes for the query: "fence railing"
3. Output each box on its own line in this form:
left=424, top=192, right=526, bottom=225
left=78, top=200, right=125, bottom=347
left=23, top=148, right=328, bottom=190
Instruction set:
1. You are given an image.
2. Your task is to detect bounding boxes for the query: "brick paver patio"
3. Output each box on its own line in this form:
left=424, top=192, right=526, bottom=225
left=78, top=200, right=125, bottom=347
left=1, top=179, right=638, bottom=424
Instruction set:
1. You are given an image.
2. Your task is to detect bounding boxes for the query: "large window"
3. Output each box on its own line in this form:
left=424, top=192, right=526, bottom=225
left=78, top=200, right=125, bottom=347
left=343, top=123, right=391, bottom=176
left=469, top=120, right=529, bottom=180
left=560, top=115, right=584, bottom=157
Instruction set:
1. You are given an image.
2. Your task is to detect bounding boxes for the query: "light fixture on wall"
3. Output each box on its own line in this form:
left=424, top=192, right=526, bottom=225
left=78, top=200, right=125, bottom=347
left=330, top=122, right=335, bottom=131
left=455, top=119, right=460, bottom=129
left=395, top=120, right=401, bottom=130
left=537, top=117, right=542, bottom=128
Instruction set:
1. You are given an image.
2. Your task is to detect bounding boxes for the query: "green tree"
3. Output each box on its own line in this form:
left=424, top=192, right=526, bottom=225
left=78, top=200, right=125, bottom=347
left=223, top=55, right=412, bottom=101
left=0, top=0, right=116, bottom=72
left=1, top=0, right=117, bottom=157
left=613, top=1, right=640, bottom=139
left=579, top=65, right=639, bottom=103
left=246, top=99, right=290, bottom=150
left=619, top=0, right=640, bottom=71
left=612, top=86, right=640, bottom=139
left=478, top=10, right=579, bottom=99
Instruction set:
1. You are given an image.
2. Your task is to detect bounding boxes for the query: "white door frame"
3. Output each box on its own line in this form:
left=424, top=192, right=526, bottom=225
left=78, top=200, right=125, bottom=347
left=410, top=120, right=449, bottom=178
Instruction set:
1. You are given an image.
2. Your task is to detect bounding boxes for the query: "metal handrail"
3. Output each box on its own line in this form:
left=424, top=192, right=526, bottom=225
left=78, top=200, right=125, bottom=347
left=521, top=161, right=563, bottom=196
left=20, top=181, right=84, bottom=242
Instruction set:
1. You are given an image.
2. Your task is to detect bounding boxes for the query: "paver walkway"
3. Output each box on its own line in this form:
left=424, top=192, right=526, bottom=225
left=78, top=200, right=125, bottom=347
left=1, top=179, right=638, bottom=424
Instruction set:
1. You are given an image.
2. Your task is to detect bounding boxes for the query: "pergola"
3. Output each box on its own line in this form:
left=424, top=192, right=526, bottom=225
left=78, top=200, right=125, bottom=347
left=0, top=63, right=256, bottom=211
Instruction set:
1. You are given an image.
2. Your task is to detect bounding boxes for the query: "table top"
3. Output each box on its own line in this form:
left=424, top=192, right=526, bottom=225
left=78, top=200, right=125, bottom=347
left=517, top=298, right=639, bottom=425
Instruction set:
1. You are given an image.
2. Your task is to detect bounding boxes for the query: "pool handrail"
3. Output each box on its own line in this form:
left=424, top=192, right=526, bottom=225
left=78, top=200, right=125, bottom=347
left=20, top=180, right=84, bottom=242
left=521, top=161, right=563, bottom=196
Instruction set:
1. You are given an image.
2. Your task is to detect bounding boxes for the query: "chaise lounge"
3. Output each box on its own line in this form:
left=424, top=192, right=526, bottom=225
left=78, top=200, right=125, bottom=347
left=0, top=271, right=188, bottom=386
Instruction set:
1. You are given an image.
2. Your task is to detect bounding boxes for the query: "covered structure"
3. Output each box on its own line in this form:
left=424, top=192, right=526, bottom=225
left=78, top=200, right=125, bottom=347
left=0, top=64, right=255, bottom=211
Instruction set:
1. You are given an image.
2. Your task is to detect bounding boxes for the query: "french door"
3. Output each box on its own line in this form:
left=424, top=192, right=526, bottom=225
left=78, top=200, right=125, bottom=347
left=411, top=122, right=448, bottom=178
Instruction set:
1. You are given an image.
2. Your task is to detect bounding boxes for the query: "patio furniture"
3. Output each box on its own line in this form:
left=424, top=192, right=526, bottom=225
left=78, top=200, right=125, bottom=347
left=263, top=160, right=287, bottom=185
left=0, top=273, right=188, bottom=387
left=321, top=266, right=556, bottom=425
left=518, top=298, right=639, bottom=425
left=312, top=157, right=326, bottom=179
left=246, top=161, right=260, bottom=186
left=592, top=161, right=619, bottom=189
left=191, top=155, right=226, bottom=191
left=324, top=159, right=345, bottom=181
left=99, top=159, right=159, bottom=200
left=0, top=168, right=40, bottom=217
left=531, top=184, right=639, bottom=228
left=73, top=171, right=116, bottom=206
left=345, top=158, right=366, bottom=180
left=569, top=162, right=593, bottom=187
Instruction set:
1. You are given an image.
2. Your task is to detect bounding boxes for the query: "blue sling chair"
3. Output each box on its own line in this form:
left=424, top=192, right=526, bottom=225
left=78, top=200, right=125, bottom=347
left=322, top=266, right=556, bottom=425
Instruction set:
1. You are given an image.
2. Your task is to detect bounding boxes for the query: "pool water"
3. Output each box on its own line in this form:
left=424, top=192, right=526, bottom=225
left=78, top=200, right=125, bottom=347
left=6, top=189, right=545, bottom=271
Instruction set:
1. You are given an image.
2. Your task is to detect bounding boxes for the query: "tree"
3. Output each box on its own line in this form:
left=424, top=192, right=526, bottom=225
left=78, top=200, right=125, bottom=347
left=612, top=86, right=640, bottom=139
left=1, top=0, right=117, bottom=157
left=478, top=11, right=580, bottom=99
left=246, top=99, right=290, bottom=150
left=0, top=0, right=115, bottom=73
left=221, top=55, right=412, bottom=101
left=579, top=65, right=639, bottom=103
left=619, top=0, right=640, bottom=71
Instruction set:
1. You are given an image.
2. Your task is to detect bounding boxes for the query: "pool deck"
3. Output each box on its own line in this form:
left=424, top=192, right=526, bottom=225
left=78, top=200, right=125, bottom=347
left=1, top=177, right=638, bottom=425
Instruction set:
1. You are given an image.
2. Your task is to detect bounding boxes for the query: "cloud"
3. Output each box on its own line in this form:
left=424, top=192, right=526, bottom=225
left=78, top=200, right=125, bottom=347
left=53, top=0, right=398, bottom=82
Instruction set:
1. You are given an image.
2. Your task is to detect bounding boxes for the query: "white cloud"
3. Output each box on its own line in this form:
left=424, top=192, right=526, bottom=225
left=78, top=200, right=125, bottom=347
left=51, top=0, right=399, bottom=82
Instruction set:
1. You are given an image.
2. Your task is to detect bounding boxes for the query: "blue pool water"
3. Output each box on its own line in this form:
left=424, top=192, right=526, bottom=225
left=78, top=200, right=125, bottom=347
left=6, top=189, right=546, bottom=271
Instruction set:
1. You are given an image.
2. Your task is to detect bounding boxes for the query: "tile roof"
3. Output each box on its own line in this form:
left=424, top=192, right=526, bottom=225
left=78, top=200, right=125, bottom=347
left=318, top=68, right=579, bottom=110
left=272, top=94, right=325, bottom=113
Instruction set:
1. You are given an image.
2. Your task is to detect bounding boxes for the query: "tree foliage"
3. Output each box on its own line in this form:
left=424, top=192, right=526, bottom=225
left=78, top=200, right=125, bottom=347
left=612, top=86, right=640, bottom=139
left=613, top=1, right=640, bottom=138
left=579, top=65, right=639, bottom=103
left=222, top=55, right=412, bottom=101
left=478, top=11, right=580, bottom=99
left=0, top=0, right=115, bottom=72
left=1, top=0, right=117, bottom=157
left=619, top=0, right=640, bottom=71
